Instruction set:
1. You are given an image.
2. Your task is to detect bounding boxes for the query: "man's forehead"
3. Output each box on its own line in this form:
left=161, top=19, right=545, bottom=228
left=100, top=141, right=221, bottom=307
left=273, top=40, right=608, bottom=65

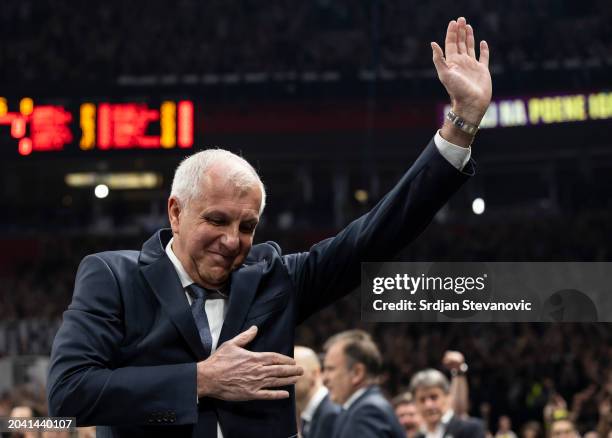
left=195, top=168, right=262, bottom=208
left=415, top=386, right=446, bottom=397
left=326, top=342, right=348, bottom=363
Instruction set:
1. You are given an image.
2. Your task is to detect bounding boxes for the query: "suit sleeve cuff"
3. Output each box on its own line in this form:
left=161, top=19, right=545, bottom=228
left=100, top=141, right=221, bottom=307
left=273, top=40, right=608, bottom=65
left=434, top=130, right=472, bottom=171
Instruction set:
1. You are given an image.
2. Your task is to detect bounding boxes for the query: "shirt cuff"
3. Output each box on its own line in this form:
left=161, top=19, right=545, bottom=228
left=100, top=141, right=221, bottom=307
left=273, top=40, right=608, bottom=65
left=434, top=130, right=472, bottom=171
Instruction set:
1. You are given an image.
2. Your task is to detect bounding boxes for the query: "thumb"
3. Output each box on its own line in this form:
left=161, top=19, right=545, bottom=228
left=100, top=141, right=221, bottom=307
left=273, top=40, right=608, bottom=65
left=229, top=325, right=258, bottom=347
left=431, top=42, right=447, bottom=75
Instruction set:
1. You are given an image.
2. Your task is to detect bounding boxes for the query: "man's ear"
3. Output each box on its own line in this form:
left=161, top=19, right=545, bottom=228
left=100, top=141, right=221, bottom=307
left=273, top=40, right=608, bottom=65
left=350, top=363, right=367, bottom=386
left=168, top=196, right=182, bottom=234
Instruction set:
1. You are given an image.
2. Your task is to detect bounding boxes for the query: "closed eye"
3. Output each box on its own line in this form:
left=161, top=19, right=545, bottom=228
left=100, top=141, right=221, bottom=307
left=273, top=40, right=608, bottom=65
left=240, top=222, right=258, bottom=233
left=204, top=216, right=227, bottom=226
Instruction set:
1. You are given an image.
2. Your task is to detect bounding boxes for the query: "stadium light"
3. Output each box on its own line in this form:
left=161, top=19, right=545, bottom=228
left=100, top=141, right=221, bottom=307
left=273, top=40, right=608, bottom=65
left=66, top=172, right=162, bottom=189
left=472, top=197, right=485, bottom=215
left=94, top=184, right=109, bottom=199
left=354, top=189, right=369, bottom=203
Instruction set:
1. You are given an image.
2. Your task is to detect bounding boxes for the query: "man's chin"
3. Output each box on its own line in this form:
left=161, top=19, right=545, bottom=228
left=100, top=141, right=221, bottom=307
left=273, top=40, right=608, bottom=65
left=198, top=268, right=231, bottom=288
left=425, top=415, right=442, bottom=426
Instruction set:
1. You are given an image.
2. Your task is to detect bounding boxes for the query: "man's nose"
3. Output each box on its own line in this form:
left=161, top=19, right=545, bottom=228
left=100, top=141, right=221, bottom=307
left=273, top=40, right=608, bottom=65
left=220, top=226, right=240, bottom=251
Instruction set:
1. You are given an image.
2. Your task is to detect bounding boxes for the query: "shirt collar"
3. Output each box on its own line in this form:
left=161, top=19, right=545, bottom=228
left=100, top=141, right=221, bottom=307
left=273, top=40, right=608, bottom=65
left=342, top=386, right=369, bottom=410
left=441, top=409, right=454, bottom=425
left=301, top=386, right=329, bottom=423
left=166, top=237, right=195, bottom=289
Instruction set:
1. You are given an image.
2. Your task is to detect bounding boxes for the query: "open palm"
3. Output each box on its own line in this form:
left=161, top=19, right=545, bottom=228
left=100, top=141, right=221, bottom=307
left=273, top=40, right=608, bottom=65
left=432, top=17, right=492, bottom=124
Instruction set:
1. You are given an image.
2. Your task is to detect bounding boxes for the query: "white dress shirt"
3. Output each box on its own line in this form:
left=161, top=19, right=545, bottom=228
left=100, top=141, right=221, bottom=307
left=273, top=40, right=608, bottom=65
left=301, top=386, right=330, bottom=424
left=434, top=130, right=471, bottom=171
left=342, top=386, right=369, bottom=410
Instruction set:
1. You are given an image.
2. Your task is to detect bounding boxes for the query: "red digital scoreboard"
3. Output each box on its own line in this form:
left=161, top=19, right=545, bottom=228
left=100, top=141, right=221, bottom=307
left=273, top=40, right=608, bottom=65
left=0, top=97, right=194, bottom=156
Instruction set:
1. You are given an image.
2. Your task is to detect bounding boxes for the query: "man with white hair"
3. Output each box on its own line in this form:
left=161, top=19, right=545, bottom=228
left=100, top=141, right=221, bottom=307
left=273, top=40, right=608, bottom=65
left=294, top=346, right=340, bottom=438
left=48, top=16, right=491, bottom=438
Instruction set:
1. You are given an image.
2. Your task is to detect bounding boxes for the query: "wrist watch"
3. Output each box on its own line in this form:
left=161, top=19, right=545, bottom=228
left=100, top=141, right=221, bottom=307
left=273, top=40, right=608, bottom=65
left=450, top=362, right=469, bottom=377
left=446, top=110, right=479, bottom=136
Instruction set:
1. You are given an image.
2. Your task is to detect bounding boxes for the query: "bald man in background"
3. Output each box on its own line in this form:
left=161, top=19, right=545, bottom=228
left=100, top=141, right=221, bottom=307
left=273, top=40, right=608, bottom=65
left=295, top=346, right=340, bottom=438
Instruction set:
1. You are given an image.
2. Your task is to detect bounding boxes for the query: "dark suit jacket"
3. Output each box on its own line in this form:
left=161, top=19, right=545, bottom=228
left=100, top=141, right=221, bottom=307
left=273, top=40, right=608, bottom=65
left=332, top=386, right=404, bottom=438
left=415, top=414, right=486, bottom=438
left=304, top=394, right=340, bottom=438
left=47, top=139, right=473, bottom=438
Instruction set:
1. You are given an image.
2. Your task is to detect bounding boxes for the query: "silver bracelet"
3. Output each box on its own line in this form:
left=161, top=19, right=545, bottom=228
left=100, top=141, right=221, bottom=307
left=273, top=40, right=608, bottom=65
left=446, top=110, right=479, bottom=136
left=450, top=362, right=469, bottom=377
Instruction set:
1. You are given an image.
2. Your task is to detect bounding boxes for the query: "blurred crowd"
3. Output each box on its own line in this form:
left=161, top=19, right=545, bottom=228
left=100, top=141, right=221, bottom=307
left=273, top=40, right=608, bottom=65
left=0, top=0, right=610, bottom=88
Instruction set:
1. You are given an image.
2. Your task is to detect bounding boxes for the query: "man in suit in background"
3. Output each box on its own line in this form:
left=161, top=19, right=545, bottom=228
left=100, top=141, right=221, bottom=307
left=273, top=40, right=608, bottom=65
left=48, top=16, right=491, bottom=438
left=323, top=330, right=404, bottom=438
left=392, top=392, right=422, bottom=438
left=410, top=369, right=485, bottom=438
left=295, top=346, right=340, bottom=438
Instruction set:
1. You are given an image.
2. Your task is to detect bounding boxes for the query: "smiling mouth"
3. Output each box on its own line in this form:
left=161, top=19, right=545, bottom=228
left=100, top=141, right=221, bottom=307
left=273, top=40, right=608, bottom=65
left=208, top=251, right=235, bottom=265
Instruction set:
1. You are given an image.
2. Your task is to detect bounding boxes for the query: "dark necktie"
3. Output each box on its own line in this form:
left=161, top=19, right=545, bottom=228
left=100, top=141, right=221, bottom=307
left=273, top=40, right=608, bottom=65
left=301, top=418, right=310, bottom=438
left=188, top=284, right=213, bottom=356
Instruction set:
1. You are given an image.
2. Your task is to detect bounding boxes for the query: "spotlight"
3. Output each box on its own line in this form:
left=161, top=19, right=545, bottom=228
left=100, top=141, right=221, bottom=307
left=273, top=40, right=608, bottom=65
left=472, top=197, right=485, bottom=215
left=94, top=184, right=109, bottom=199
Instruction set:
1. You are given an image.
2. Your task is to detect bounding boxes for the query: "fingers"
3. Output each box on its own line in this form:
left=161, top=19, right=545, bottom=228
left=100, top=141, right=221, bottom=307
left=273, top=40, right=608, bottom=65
left=430, top=42, right=447, bottom=74
left=262, top=364, right=304, bottom=378
left=457, top=17, right=467, bottom=54
left=446, top=17, right=481, bottom=60
left=253, top=389, right=290, bottom=400
left=444, top=20, right=458, bottom=57
left=255, top=351, right=297, bottom=366
left=229, top=325, right=258, bottom=347
left=479, top=40, right=490, bottom=68
left=466, top=24, right=476, bottom=58
left=263, top=376, right=301, bottom=388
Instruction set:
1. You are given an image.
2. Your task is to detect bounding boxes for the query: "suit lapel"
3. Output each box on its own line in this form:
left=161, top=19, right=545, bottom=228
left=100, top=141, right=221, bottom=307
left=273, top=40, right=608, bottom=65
left=140, top=255, right=207, bottom=360
left=217, top=262, right=264, bottom=346
left=443, top=415, right=457, bottom=438
left=333, top=386, right=376, bottom=437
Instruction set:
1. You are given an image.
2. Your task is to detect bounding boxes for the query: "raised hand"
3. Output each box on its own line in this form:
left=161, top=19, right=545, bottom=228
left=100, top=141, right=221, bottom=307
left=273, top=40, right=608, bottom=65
left=196, top=326, right=304, bottom=401
left=442, top=350, right=466, bottom=372
left=432, top=17, right=492, bottom=126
